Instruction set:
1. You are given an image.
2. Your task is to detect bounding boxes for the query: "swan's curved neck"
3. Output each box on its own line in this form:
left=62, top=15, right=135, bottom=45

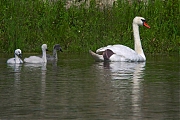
left=42, top=50, right=47, bottom=62
left=53, top=49, right=58, bottom=59
left=133, top=23, right=145, bottom=59
left=14, top=54, right=19, bottom=63
left=14, top=54, right=22, bottom=63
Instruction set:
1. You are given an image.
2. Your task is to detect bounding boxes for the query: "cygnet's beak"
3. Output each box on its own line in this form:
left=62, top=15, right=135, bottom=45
left=19, top=54, right=22, bottom=58
left=59, top=47, right=63, bottom=52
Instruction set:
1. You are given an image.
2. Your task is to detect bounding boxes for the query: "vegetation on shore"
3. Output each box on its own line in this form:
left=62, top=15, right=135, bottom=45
left=0, top=0, right=179, bottom=53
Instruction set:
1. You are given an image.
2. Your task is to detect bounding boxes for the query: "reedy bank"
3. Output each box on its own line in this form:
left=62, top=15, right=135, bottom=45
left=0, top=0, right=179, bottom=54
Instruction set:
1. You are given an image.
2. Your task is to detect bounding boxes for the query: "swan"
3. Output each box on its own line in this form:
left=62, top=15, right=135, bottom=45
left=7, top=49, right=23, bottom=64
left=46, top=44, right=63, bottom=61
left=24, top=44, right=48, bottom=63
left=89, top=16, right=150, bottom=62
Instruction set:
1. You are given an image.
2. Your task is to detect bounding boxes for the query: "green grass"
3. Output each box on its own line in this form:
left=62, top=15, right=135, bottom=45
left=0, top=0, right=179, bottom=53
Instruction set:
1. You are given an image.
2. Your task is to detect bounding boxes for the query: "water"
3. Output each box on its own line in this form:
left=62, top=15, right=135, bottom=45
left=0, top=53, right=179, bottom=119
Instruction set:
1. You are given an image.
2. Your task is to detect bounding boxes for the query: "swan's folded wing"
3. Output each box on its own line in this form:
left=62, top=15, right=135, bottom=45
left=96, top=45, right=113, bottom=54
left=96, top=44, right=144, bottom=61
left=24, top=56, right=43, bottom=63
left=7, top=58, right=14, bottom=63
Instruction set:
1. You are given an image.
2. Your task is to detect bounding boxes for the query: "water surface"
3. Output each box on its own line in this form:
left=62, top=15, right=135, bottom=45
left=0, top=53, right=179, bottom=119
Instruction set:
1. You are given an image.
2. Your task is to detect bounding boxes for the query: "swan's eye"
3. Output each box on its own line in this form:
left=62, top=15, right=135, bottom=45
left=141, top=19, right=146, bottom=22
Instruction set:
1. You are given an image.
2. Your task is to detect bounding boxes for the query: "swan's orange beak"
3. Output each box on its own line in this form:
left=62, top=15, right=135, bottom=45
left=143, top=22, right=150, bottom=28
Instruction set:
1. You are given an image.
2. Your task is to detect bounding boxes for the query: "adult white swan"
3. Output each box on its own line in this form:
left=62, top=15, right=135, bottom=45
left=89, top=16, right=150, bottom=62
left=24, top=44, right=48, bottom=63
left=7, top=49, right=23, bottom=64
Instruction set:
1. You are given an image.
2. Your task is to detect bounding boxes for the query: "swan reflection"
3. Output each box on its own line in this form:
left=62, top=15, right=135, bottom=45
left=7, top=63, right=22, bottom=72
left=94, top=61, right=145, bottom=119
left=24, top=62, right=47, bottom=117
left=7, top=64, right=22, bottom=107
left=24, top=63, right=47, bottom=70
left=102, top=62, right=145, bottom=80
left=23, top=63, right=47, bottom=94
left=7, top=64, right=22, bottom=83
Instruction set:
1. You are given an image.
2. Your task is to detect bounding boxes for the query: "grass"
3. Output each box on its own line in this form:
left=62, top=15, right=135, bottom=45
left=0, top=0, right=179, bottom=54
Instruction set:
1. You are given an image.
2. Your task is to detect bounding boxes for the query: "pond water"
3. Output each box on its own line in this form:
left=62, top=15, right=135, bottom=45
left=0, top=53, right=179, bottom=119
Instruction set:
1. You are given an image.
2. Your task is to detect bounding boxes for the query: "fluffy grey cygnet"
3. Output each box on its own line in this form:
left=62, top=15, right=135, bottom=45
left=46, top=44, right=63, bottom=61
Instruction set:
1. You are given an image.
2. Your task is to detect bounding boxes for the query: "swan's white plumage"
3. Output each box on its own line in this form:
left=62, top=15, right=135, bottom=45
left=89, top=16, right=150, bottom=62
left=96, top=44, right=145, bottom=62
left=24, top=56, right=45, bottom=63
left=24, top=44, right=48, bottom=63
left=7, top=49, right=23, bottom=64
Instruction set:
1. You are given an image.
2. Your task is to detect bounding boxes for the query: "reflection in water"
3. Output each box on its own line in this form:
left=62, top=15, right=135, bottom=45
left=7, top=64, right=22, bottom=91
left=24, top=63, right=47, bottom=117
left=7, top=64, right=22, bottom=83
left=102, top=62, right=145, bottom=80
left=94, top=62, right=145, bottom=119
left=7, top=64, right=22, bottom=118
left=48, top=60, right=57, bottom=68
left=24, top=63, right=47, bottom=69
left=41, top=63, right=46, bottom=118
left=1, top=54, right=179, bottom=119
